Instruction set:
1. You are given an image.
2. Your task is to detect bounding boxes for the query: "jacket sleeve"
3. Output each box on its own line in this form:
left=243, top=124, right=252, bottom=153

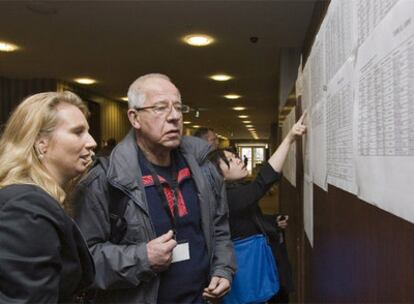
left=0, top=192, right=61, bottom=303
left=73, top=170, right=156, bottom=290
left=206, top=163, right=237, bottom=283
left=226, top=162, right=281, bottom=212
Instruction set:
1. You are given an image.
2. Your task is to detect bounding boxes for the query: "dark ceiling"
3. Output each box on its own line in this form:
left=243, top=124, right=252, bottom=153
left=0, top=0, right=316, bottom=140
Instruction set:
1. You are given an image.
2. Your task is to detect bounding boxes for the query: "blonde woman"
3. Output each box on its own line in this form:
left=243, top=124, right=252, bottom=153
left=0, top=91, right=96, bottom=303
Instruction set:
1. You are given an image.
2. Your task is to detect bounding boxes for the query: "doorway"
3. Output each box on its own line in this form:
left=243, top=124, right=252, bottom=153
left=236, top=143, right=268, bottom=174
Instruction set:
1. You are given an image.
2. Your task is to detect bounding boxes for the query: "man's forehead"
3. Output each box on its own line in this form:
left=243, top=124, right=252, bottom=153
left=143, top=77, right=179, bottom=94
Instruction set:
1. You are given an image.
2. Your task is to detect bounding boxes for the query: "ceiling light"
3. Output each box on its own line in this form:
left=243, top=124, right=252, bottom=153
left=248, top=128, right=255, bottom=131
left=183, top=34, right=214, bottom=46
left=232, top=107, right=246, bottom=111
left=0, top=41, right=19, bottom=52
left=74, top=78, right=97, bottom=85
left=121, top=96, right=128, bottom=102
left=183, top=121, right=192, bottom=125
left=192, top=125, right=201, bottom=128
left=246, top=125, right=254, bottom=128
left=242, top=120, right=252, bottom=124
left=224, top=94, right=241, bottom=99
left=238, top=115, right=249, bottom=119
left=209, top=74, right=232, bottom=81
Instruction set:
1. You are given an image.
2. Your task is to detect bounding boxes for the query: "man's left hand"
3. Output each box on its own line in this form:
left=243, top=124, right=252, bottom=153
left=202, top=276, right=230, bottom=302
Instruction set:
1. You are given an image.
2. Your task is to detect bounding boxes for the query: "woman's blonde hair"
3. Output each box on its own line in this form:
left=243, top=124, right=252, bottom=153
left=0, top=91, right=89, bottom=205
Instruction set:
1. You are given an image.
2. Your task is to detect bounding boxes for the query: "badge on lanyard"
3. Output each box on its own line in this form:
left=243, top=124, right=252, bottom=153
left=172, top=240, right=190, bottom=263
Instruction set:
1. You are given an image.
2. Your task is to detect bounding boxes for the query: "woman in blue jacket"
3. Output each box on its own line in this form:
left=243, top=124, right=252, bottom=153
left=208, top=112, right=306, bottom=303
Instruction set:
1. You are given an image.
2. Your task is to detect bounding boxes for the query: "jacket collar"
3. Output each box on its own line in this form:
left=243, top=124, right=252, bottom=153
left=106, top=130, right=212, bottom=191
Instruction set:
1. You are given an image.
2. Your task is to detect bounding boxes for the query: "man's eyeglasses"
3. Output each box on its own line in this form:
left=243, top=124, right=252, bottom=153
left=134, top=103, right=191, bottom=115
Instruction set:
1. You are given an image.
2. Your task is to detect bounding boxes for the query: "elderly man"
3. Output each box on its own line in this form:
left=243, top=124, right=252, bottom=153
left=194, top=127, right=219, bottom=150
left=74, top=73, right=235, bottom=303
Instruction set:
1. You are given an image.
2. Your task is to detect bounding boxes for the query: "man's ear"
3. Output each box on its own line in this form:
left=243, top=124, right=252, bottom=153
left=127, top=109, right=141, bottom=129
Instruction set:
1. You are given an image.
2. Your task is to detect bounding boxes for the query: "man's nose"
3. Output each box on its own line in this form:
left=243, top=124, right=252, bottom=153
left=166, top=106, right=181, bottom=120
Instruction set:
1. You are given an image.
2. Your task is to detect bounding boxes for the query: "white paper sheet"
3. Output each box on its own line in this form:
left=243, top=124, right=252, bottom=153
left=326, top=58, right=358, bottom=194
left=301, top=60, right=312, bottom=112
left=309, top=33, right=326, bottom=107
left=310, top=97, right=328, bottom=191
left=324, top=0, right=357, bottom=80
left=356, top=0, right=399, bottom=47
left=305, top=25, right=328, bottom=189
left=303, top=174, right=314, bottom=247
left=296, top=55, right=303, bottom=99
left=282, top=109, right=296, bottom=187
left=354, top=0, right=414, bottom=223
left=301, top=62, right=312, bottom=178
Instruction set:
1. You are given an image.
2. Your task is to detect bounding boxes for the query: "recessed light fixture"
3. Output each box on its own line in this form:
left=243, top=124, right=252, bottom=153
left=224, top=94, right=241, bottom=99
left=209, top=74, right=232, bottom=81
left=121, top=97, right=128, bottom=102
left=192, top=125, right=201, bottom=128
left=232, top=107, right=246, bottom=111
left=183, top=121, right=192, bottom=125
left=0, top=41, right=19, bottom=52
left=74, top=78, right=97, bottom=85
left=183, top=34, right=214, bottom=47
left=238, top=115, right=249, bottom=119
left=242, top=120, right=252, bottom=124
left=246, top=125, right=254, bottom=128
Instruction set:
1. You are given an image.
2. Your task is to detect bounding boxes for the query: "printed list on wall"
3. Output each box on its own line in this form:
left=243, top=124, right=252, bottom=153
left=296, top=0, right=414, bottom=224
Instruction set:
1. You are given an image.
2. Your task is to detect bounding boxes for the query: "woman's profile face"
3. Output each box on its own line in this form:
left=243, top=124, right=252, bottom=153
left=41, top=102, right=96, bottom=185
left=219, top=150, right=248, bottom=182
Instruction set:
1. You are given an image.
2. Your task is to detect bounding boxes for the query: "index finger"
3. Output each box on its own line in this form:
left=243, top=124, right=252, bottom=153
left=297, top=110, right=307, bottom=124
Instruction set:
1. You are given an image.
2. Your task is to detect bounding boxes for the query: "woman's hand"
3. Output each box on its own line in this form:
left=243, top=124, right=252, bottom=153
left=268, top=110, right=308, bottom=173
left=288, top=111, right=307, bottom=143
left=276, top=215, right=289, bottom=229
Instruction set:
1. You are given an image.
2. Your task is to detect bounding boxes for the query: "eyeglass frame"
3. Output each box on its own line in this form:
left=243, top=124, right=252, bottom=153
left=133, top=102, right=191, bottom=115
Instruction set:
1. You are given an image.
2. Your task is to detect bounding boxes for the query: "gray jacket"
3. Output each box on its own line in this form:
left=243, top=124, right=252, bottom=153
left=74, top=130, right=236, bottom=303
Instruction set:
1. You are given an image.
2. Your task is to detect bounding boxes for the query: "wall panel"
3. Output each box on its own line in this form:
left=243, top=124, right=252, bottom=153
left=100, top=100, right=130, bottom=145
left=0, top=77, right=57, bottom=126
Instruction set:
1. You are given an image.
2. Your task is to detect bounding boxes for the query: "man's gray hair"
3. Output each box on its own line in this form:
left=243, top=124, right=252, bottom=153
left=127, top=73, right=172, bottom=109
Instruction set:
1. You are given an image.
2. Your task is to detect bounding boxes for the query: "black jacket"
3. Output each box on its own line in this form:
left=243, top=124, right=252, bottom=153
left=226, top=163, right=294, bottom=293
left=0, top=184, right=95, bottom=303
left=226, top=162, right=281, bottom=239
